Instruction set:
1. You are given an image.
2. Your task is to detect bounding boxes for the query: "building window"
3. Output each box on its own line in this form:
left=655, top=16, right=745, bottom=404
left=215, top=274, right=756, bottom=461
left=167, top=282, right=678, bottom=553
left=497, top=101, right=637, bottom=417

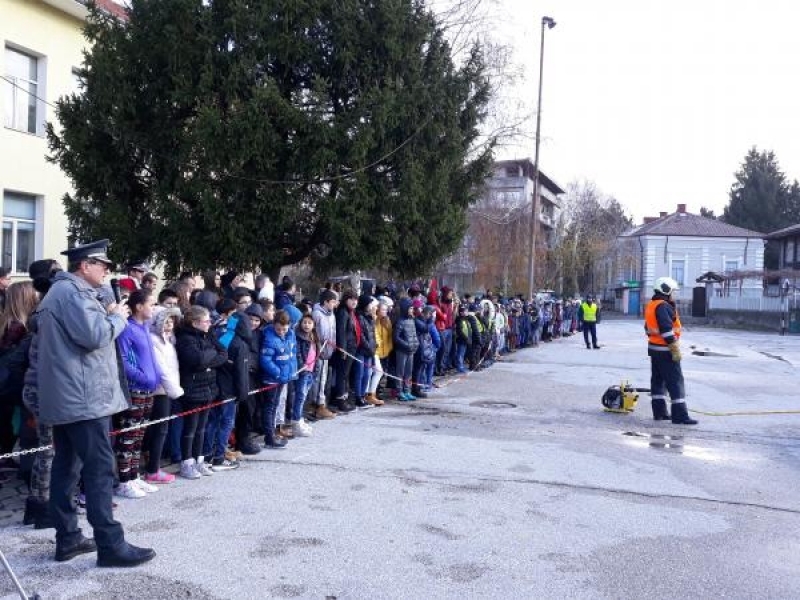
left=786, top=239, right=795, bottom=265
left=4, top=47, right=39, bottom=134
left=724, top=259, right=738, bottom=274
left=671, top=259, right=685, bottom=286
left=2, top=192, right=37, bottom=274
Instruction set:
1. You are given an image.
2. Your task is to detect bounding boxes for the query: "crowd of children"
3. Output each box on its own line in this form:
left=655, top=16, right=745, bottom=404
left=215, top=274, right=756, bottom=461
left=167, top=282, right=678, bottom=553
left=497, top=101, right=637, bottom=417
left=0, top=264, right=591, bottom=528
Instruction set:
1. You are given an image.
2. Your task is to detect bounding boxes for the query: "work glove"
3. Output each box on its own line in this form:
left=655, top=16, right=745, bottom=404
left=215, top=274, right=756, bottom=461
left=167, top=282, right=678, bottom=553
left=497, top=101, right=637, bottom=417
left=668, top=341, right=682, bottom=363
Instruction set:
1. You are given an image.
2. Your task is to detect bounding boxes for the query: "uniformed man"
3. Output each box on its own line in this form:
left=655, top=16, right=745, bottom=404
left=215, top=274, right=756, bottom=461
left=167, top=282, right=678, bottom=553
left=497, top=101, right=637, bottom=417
left=37, top=239, right=156, bottom=566
left=580, top=295, right=600, bottom=349
left=644, top=277, right=698, bottom=425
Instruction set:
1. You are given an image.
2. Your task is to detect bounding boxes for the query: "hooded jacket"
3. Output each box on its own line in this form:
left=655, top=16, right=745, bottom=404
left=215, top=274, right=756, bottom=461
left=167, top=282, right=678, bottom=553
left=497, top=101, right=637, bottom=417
left=356, top=295, right=377, bottom=355
left=312, top=302, right=336, bottom=360
left=36, top=271, right=129, bottom=426
left=216, top=312, right=252, bottom=403
left=149, top=308, right=184, bottom=399
left=260, top=323, right=297, bottom=384
left=175, top=324, right=228, bottom=404
left=393, top=298, right=419, bottom=354
left=335, top=301, right=359, bottom=354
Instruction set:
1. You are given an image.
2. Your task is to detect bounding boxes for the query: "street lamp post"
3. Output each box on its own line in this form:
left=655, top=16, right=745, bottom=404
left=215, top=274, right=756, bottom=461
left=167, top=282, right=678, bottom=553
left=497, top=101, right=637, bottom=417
left=527, top=15, right=556, bottom=301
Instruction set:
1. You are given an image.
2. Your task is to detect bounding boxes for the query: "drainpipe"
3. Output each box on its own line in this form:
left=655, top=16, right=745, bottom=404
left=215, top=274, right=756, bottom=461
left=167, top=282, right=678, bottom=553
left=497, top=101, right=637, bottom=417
left=638, top=236, right=645, bottom=316
left=744, top=237, right=749, bottom=266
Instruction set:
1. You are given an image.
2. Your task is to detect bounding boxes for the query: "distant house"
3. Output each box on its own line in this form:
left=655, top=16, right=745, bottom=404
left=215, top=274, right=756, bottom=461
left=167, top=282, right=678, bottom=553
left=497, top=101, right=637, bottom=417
left=610, top=204, right=765, bottom=315
left=766, top=224, right=800, bottom=272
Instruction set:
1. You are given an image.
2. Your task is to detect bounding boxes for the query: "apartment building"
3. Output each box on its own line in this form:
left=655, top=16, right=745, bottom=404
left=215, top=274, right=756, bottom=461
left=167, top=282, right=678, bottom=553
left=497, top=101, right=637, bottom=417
left=1, top=0, right=123, bottom=275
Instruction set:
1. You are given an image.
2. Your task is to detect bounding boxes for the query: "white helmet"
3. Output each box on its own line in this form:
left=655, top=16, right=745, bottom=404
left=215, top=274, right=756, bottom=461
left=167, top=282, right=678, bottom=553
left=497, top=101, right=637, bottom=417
left=653, top=276, right=679, bottom=295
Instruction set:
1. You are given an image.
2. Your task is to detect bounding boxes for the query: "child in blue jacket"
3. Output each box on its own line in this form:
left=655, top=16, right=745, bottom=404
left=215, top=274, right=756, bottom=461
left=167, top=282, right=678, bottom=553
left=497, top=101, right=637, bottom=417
left=259, top=310, right=296, bottom=449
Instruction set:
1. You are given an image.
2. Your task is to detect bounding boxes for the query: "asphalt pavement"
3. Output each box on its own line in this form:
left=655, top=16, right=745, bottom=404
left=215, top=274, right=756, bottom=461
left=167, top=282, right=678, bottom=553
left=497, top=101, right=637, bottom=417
left=1, top=319, right=799, bottom=599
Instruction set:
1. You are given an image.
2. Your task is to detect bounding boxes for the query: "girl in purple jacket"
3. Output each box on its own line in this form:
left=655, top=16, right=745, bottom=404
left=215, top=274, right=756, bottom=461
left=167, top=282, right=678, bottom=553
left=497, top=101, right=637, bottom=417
left=114, top=289, right=163, bottom=499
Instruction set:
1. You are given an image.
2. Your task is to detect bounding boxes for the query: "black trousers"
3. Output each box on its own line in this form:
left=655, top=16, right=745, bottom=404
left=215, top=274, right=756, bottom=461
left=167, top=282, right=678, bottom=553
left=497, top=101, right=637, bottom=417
left=332, top=351, right=354, bottom=399
left=143, top=394, right=171, bottom=474
left=583, top=322, right=598, bottom=348
left=650, top=352, right=686, bottom=402
left=50, top=416, right=125, bottom=552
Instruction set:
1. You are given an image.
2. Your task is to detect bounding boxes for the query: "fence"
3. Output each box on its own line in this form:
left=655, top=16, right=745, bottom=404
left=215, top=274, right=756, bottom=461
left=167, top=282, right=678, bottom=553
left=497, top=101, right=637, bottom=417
left=708, top=295, right=789, bottom=312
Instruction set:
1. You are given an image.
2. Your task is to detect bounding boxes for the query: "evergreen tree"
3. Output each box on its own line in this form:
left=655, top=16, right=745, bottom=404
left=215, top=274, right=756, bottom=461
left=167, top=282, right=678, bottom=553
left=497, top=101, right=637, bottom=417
left=699, top=206, right=717, bottom=219
left=722, top=147, right=800, bottom=234
left=48, top=0, right=493, bottom=276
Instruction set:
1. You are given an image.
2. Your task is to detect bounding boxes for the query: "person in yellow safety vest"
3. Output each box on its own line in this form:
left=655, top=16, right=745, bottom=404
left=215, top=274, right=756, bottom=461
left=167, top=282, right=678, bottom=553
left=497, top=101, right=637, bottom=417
left=579, top=295, right=600, bottom=349
left=644, top=277, right=698, bottom=425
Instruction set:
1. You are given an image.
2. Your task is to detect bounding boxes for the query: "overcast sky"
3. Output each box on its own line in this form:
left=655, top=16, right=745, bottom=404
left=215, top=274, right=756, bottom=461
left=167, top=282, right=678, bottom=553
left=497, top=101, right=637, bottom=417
left=493, top=0, right=800, bottom=223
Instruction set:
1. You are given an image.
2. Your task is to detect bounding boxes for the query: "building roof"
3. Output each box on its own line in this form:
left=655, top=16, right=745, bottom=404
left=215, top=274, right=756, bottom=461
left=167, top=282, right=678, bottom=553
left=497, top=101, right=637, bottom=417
left=622, top=210, right=764, bottom=239
left=86, top=0, right=128, bottom=19
left=765, top=223, right=800, bottom=240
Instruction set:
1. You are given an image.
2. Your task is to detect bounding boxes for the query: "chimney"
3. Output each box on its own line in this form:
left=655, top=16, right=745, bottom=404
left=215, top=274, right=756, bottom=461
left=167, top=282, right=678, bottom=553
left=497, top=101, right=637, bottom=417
left=643, top=217, right=656, bottom=224
left=677, top=203, right=687, bottom=214
left=659, top=212, right=667, bottom=218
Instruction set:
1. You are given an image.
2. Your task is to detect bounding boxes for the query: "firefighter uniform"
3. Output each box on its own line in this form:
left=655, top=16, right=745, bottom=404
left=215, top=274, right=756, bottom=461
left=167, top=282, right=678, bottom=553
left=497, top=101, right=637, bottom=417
left=644, top=292, right=697, bottom=424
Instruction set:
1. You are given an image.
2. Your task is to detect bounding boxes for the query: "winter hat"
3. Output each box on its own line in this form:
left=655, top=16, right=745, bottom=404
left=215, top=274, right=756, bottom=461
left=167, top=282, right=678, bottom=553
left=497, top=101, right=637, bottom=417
left=29, top=259, right=62, bottom=295
left=377, top=295, right=394, bottom=308
left=411, top=298, right=424, bottom=310
left=423, top=305, right=436, bottom=315
left=245, top=303, right=265, bottom=321
left=357, top=294, right=377, bottom=312
left=458, top=304, right=468, bottom=314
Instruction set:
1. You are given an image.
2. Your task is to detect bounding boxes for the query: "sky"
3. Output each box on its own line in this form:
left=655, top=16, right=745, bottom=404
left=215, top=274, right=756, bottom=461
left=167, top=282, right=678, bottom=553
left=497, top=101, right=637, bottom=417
left=490, top=0, right=800, bottom=223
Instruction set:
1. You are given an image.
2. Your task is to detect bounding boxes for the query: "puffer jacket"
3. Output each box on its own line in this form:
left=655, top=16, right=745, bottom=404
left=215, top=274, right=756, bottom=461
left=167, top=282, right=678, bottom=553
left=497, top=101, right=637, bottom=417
left=335, top=304, right=359, bottom=354
left=175, top=325, right=228, bottom=404
left=312, top=302, right=336, bottom=360
left=149, top=308, right=184, bottom=399
left=357, top=313, right=377, bottom=355
left=260, top=324, right=296, bottom=384
left=393, top=299, right=419, bottom=354
left=35, top=271, right=129, bottom=426
left=375, top=316, right=393, bottom=359
left=117, top=317, right=163, bottom=393
left=216, top=314, right=252, bottom=403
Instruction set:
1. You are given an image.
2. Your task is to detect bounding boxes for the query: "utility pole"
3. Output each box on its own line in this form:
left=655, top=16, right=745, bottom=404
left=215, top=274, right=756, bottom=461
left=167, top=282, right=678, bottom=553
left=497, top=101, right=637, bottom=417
left=527, top=16, right=556, bottom=301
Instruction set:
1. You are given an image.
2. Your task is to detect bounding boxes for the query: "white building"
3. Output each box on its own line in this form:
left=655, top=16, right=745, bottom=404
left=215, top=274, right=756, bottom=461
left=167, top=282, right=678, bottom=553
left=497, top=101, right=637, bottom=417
left=612, top=204, right=765, bottom=315
left=1, top=0, right=124, bottom=275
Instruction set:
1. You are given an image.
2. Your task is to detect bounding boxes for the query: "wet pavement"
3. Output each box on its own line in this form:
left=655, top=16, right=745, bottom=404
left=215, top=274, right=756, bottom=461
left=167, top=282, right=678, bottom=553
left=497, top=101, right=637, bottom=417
left=1, top=319, right=799, bottom=599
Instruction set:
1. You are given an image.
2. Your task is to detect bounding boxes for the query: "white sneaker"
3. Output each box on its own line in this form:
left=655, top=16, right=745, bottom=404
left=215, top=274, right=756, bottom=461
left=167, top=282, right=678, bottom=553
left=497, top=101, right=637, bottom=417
left=195, top=457, right=214, bottom=476
left=179, top=459, right=201, bottom=480
left=292, top=419, right=313, bottom=437
left=115, top=480, right=146, bottom=499
left=132, top=477, right=159, bottom=494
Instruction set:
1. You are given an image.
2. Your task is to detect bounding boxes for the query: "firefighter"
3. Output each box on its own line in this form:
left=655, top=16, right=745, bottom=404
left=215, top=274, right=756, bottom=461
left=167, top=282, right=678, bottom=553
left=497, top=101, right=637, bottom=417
left=644, top=277, right=697, bottom=425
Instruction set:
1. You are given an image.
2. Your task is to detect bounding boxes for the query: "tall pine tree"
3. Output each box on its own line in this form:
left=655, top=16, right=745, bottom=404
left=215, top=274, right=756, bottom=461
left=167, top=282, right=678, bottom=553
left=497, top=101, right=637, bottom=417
left=48, top=0, right=493, bottom=277
left=723, top=147, right=800, bottom=268
left=723, top=148, right=800, bottom=234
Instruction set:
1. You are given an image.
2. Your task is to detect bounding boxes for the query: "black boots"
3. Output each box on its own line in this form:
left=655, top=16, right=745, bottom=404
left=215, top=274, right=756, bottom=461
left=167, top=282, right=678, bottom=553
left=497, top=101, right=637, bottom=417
left=97, top=542, right=156, bottom=568
left=412, top=386, right=428, bottom=399
left=651, top=398, right=671, bottom=421
left=671, top=402, right=698, bottom=425
left=23, top=497, right=54, bottom=529
left=55, top=535, right=97, bottom=562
